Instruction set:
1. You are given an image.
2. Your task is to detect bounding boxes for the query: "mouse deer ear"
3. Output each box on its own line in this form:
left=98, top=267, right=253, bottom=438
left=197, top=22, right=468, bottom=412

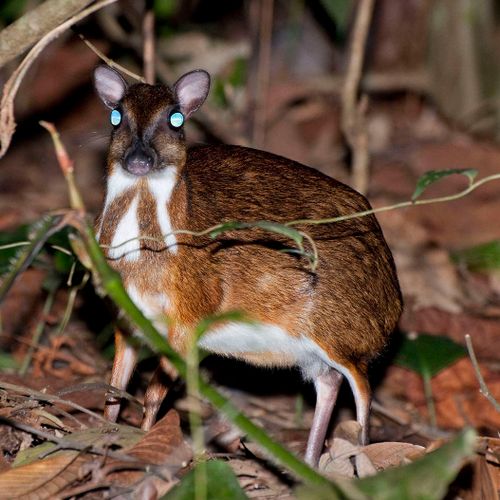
left=94, top=65, right=127, bottom=108
left=174, top=70, right=210, bottom=119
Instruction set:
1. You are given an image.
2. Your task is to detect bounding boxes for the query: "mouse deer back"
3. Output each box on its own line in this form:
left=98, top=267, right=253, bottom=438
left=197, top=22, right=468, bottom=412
left=94, top=65, right=402, bottom=466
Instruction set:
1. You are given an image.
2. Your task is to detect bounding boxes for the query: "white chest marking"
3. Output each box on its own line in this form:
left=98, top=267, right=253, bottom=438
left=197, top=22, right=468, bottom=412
left=127, top=284, right=170, bottom=334
left=103, top=166, right=137, bottom=213
left=147, top=168, right=178, bottom=253
left=100, top=165, right=178, bottom=255
left=97, top=166, right=137, bottom=240
left=109, top=195, right=140, bottom=261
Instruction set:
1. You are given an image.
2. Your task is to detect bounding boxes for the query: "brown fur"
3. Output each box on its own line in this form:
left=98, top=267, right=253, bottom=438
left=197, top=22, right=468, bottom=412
left=97, top=77, right=402, bottom=454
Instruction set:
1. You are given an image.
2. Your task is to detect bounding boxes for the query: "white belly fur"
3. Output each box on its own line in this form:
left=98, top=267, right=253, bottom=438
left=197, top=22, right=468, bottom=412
left=198, top=322, right=337, bottom=381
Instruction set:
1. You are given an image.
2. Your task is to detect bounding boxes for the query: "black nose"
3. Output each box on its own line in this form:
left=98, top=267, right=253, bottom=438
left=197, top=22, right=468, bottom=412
left=124, top=144, right=155, bottom=176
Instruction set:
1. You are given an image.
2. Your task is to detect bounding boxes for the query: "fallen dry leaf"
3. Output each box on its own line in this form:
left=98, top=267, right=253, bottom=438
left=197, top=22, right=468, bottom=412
left=103, top=409, right=192, bottom=496
left=384, top=360, right=500, bottom=431
left=319, top=421, right=377, bottom=478
left=319, top=420, right=427, bottom=479
left=362, top=441, right=426, bottom=470
left=468, top=456, right=500, bottom=500
left=0, top=451, right=85, bottom=500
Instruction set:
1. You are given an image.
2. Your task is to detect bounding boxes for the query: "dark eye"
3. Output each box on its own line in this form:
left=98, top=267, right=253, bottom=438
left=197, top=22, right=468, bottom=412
left=169, top=111, right=184, bottom=129
left=110, top=109, right=122, bottom=126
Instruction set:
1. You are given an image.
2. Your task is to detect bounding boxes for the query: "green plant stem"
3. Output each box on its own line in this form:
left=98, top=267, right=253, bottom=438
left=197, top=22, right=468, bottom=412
left=0, top=215, right=64, bottom=302
left=186, top=344, right=208, bottom=500
left=19, top=289, right=56, bottom=376
left=465, top=334, right=500, bottom=413
left=77, top=221, right=338, bottom=490
left=422, top=373, right=437, bottom=428
left=285, top=173, right=500, bottom=227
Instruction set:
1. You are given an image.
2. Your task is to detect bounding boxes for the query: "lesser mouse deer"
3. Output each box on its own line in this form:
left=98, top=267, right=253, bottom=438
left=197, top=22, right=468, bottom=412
left=94, top=65, right=402, bottom=466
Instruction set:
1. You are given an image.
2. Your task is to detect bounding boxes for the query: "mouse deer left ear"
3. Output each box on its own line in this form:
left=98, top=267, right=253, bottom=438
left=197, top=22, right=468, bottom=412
left=94, top=65, right=127, bottom=109
left=174, top=70, right=210, bottom=119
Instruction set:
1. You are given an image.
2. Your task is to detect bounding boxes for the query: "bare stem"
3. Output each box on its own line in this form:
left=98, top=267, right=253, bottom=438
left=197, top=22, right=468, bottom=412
left=76, top=33, right=145, bottom=82
left=143, top=0, right=156, bottom=84
left=252, top=0, right=274, bottom=147
left=341, top=0, right=375, bottom=194
left=286, top=173, right=500, bottom=227
left=465, top=334, right=500, bottom=413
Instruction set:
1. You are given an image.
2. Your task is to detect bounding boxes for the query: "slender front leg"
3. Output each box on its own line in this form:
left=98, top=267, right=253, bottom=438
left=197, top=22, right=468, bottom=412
left=304, top=369, right=343, bottom=466
left=141, top=356, right=178, bottom=430
left=104, top=329, right=138, bottom=422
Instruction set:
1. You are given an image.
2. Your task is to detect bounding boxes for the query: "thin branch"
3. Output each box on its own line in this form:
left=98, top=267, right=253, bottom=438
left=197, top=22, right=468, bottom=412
left=465, top=334, right=500, bottom=413
left=76, top=33, right=145, bottom=82
left=0, top=416, right=146, bottom=464
left=143, top=0, right=156, bottom=85
left=0, top=381, right=107, bottom=423
left=0, top=0, right=95, bottom=69
left=341, top=0, right=375, bottom=195
left=0, top=0, right=118, bottom=159
left=286, top=173, right=500, bottom=227
left=18, top=289, right=56, bottom=376
left=252, top=0, right=274, bottom=147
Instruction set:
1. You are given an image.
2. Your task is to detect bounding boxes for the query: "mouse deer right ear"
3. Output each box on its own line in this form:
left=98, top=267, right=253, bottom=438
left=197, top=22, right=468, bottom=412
left=174, top=70, right=210, bottom=119
left=94, top=66, right=127, bottom=108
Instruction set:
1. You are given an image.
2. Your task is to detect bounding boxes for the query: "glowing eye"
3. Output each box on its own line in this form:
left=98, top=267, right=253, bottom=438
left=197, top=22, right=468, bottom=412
left=110, top=109, right=121, bottom=126
left=169, top=111, right=184, bottom=128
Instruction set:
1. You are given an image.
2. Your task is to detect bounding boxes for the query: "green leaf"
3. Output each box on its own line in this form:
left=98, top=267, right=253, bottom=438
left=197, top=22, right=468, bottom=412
left=209, top=221, right=251, bottom=238
left=451, top=239, right=500, bottom=272
left=162, top=460, right=248, bottom=500
left=0, top=215, right=66, bottom=302
left=0, top=0, right=28, bottom=24
left=228, top=58, right=247, bottom=88
left=210, top=220, right=303, bottom=247
left=412, top=168, right=478, bottom=201
left=395, top=333, right=466, bottom=378
left=0, top=352, right=19, bottom=371
left=154, top=0, right=178, bottom=19
left=253, top=221, right=304, bottom=247
left=0, top=224, right=30, bottom=275
left=212, top=78, right=229, bottom=108
left=318, top=0, right=352, bottom=40
left=13, top=424, right=144, bottom=467
left=355, top=429, right=476, bottom=500
left=195, top=310, right=250, bottom=339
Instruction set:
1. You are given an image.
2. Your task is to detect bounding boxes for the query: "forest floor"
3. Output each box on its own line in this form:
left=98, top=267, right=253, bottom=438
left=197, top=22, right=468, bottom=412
left=1, top=43, right=500, bottom=499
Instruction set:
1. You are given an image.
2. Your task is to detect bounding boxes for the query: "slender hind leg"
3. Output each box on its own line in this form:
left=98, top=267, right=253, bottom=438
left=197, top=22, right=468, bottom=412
left=344, top=363, right=371, bottom=445
left=141, top=356, right=178, bottom=430
left=304, top=369, right=343, bottom=466
left=104, top=329, right=138, bottom=422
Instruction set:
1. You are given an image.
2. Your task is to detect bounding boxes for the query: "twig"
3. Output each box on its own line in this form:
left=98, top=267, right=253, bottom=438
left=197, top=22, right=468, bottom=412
left=286, top=172, right=500, bottom=227
left=465, top=334, right=500, bottom=413
left=0, top=416, right=144, bottom=463
left=341, top=0, right=375, bottom=195
left=40, top=121, right=84, bottom=211
left=143, top=0, right=156, bottom=85
left=0, top=0, right=95, bottom=69
left=55, top=272, right=89, bottom=336
left=0, top=0, right=118, bottom=159
left=19, top=289, right=56, bottom=376
left=252, top=0, right=274, bottom=148
left=76, top=33, right=145, bottom=82
left=0, top=381, right=108, bottom=423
